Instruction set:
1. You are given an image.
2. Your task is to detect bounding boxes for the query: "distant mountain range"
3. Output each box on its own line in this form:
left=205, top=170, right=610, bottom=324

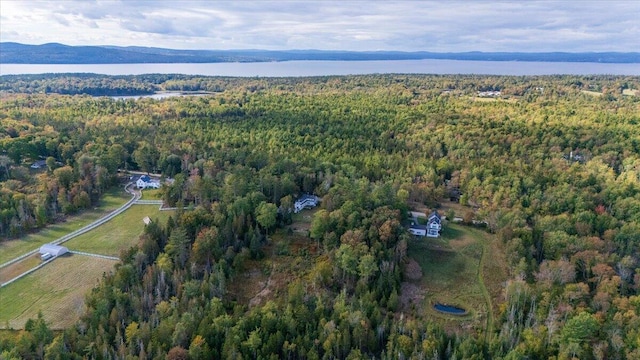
left=1, top=42, right=639, bottom=64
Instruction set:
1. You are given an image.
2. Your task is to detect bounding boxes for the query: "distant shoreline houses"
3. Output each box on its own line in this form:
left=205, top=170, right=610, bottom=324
left=30, top=160, right=47, bottom=169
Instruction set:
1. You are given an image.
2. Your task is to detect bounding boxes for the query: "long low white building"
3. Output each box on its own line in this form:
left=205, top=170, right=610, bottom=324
left=39, top=244, right=69, bottom=257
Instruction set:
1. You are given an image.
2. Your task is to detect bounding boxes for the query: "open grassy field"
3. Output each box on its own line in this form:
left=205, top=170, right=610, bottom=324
left=63, top=205, right=173, bottom=256
left=405, top=223, right=507, bottom=334
left=0, top=254, right=41, bottom=284
left=288, top=208, right=318, bottom=235
left=0, top=188, right=131, bottom=264
left=0, top=254, right=117, bottom=329
left=140, top=188, right=162, bottom=200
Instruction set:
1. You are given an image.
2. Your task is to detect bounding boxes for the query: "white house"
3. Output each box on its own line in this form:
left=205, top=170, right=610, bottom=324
left=294, top=194, right=319, bottom=213
left=30, top=160, right=47, bottom=169
left=409, top=211, right=442, bottom=238
left=409, top=223, right=427, bottom=236
left=136, top=175, right=161, bottom=189
left=426, top=211, right=442, bottom=238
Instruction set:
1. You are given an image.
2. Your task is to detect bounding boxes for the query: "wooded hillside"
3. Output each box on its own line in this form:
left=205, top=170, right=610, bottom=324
left=1, top=74, right=639, bottom=359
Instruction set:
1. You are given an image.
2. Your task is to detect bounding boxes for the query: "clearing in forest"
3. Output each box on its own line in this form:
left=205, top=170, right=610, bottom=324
left=227, top=231, right=321, bottom=308
left=289, top=208, right=319, bottom=235
left=404, top=223, right=508, bottom=336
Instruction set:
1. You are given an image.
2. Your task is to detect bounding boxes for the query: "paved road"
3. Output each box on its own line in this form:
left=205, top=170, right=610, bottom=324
left=0, top=183, right=139, bottom=270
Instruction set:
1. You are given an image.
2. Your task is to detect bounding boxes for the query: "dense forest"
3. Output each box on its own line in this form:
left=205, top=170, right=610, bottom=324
left=1, top=73, right=639, bottom=359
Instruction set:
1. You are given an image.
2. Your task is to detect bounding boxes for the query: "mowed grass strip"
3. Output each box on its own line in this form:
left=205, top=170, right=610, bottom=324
left=63, top=205, right=173, bottom=256
left=0, top=254, right=116, bottom=329
left=0, top=188, right=131, bottom=264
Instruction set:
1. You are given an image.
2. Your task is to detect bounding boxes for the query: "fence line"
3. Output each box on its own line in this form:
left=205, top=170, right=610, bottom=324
left=69, top=251, right=119, bottom=261
left=0, top=183, right=137, bottom=270
left=0, top=258, right=54, bottom=288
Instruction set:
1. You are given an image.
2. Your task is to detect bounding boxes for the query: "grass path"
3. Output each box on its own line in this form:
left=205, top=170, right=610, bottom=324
left=474, top=227, right=494, bottom=338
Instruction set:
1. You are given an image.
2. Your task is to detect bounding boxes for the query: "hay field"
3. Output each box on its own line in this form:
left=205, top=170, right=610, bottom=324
left=0, top=254, right=116, bottom=329
left=63, top=205, right=173, bottom=256
left=0, top=188, right=130, bottom=264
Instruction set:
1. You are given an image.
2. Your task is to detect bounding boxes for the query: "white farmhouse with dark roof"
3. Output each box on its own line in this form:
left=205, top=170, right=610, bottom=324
left=409, top=211, right=442, bottom=238
left=136, top=175, right=161, bottom=189
left=426, top=211, right=442, bottom=237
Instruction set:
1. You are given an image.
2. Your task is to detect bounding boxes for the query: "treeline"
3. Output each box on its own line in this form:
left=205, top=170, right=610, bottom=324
left=2, top=73, right=638, bottom=97
left=1, top=74, right=640, bottom=358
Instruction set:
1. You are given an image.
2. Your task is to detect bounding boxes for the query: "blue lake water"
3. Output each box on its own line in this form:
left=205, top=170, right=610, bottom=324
left=1, top=59, right=639, bottom=76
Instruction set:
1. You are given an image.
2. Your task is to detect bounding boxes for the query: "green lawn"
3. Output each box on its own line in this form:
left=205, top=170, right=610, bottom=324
left=63, top=205, right=173, bottom=256
left=407, top=224, right=489, bottom=325
left=140, top=188, right=162, bottom=200
left=0, top=188, right=131, bottom=265
left=0, top=254, right=117, bottom=329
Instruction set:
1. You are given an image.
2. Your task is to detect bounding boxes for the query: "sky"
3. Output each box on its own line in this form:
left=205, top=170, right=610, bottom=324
left=1, top=0, right=638, bottom=52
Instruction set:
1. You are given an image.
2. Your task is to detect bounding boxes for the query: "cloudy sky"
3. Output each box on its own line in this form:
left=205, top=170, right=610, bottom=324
left=1, top=0, right=638, bottom=52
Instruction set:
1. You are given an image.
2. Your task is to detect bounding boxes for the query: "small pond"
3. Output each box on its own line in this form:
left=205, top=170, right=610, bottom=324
left=434, top=303, right=467, bottom=315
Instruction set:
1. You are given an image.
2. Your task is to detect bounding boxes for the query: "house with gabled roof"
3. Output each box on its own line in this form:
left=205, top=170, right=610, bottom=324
left=30, top=160, right=47, bottom=169
left=136, top=175, right=161, bottom=189
left=294, top=194, right=319, bottom=213
left=426, top=211, right=442, bottom=237
left=409, top=211, right=442, bottom=238
left=409, top=223, right=428, bottom=237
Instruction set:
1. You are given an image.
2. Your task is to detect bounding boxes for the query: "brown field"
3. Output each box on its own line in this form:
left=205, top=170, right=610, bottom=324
left=0, top=254, right=116, bottom=329
left=0, top=254, right=41, bottom=284
left=482, top=228, right=509, bottom=316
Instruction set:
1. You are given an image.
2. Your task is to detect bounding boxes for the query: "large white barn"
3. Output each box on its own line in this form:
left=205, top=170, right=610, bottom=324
left=39, top=244, right=69, bottom=257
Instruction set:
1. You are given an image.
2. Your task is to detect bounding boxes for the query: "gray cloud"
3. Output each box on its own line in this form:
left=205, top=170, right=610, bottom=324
left=1, top=0, right=638, bottom=52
